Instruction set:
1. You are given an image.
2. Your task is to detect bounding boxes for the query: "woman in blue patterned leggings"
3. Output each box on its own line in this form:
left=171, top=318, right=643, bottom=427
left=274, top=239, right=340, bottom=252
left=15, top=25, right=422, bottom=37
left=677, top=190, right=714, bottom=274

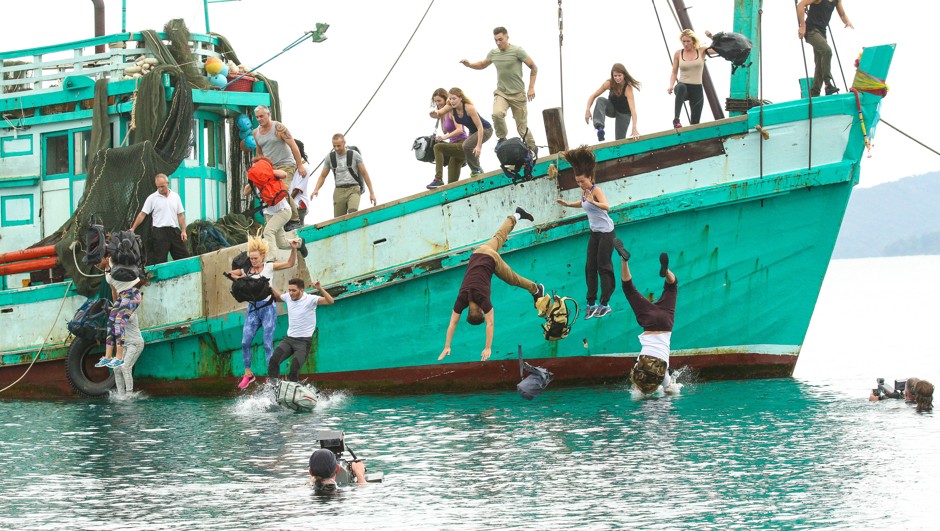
left=226, top=235, right=300, bottom=389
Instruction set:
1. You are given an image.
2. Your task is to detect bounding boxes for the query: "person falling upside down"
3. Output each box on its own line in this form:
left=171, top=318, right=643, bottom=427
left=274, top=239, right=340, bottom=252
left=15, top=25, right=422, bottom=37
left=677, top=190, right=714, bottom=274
left=613, top=237, right=678, bottom=395
left=439, top=208, right=545, bottom=362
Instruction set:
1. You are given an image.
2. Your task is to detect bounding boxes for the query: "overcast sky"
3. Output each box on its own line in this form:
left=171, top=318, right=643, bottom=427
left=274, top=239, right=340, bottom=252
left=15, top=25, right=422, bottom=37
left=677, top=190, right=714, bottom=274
left=6, top=0, right=938, bottom=224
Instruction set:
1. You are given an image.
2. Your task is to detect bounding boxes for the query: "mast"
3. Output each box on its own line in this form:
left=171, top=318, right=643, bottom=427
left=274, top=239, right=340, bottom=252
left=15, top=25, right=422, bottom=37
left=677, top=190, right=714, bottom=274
left=730, top=0, right=762, bottom=115
left=671, top=0, right=724, bottom=120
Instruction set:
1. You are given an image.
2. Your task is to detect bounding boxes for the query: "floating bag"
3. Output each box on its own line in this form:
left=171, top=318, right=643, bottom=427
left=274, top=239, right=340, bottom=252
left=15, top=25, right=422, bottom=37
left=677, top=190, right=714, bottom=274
left=83, top=214, right=106, bottom=266
left=247, top=158, right=289, bottom=207
left=517, top=362, right=555, bottom=400
left=630, top=355, right=668, bottom=394
left=412, top=135, right=436, bottom=164
left=535, top=293, right=580, bottom=341
left=495, top=137, right=535, bottom=182
left=708, top=31, right=753, bottom=73
left=107, top=230, right=145, bottom=282
left=275, top=380, right=318, bottom=411
left=67, top=297, right=112, bottom=341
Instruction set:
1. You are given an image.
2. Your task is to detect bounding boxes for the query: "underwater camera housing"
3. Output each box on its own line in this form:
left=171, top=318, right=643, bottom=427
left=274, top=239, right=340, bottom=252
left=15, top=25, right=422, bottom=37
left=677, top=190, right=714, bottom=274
left=317, top=429, right=346, bottom=458
left=873, top=378, right=906, bottom=399
left=314, top=429, right=384, bottom=484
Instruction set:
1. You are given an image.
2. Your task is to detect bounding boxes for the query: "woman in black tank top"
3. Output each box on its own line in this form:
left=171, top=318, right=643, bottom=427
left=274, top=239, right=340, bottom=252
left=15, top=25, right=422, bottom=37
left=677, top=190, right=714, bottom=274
left=585, top=63, right=641, bottom=142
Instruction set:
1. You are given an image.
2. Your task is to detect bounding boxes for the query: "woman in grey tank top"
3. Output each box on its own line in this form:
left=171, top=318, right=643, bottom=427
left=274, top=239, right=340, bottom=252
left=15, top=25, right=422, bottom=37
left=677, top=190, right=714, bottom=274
left=555, top=146, right=616, bottom=319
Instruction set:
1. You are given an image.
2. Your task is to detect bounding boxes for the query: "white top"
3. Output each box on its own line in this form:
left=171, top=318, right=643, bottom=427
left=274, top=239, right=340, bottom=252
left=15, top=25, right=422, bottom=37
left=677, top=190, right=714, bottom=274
left=638, top=332, right=671, bottom=363
left=280, top=292, right=319, bottom=338
left=141, top=189, right=185, bottom=228
left=290, top=162, right=312, bottom=209
left=247, top=262, right=275, bottom=281
left=106, top=258, right=139, bottom=293
left=123, top=312, right=143, bottom=345
left=262, top=197, right=290, bottom=216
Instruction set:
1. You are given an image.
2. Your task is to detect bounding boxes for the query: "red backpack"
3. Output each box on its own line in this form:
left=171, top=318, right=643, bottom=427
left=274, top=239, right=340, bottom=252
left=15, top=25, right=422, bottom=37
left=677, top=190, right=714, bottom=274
left=247, top=158, right=288, bottom=207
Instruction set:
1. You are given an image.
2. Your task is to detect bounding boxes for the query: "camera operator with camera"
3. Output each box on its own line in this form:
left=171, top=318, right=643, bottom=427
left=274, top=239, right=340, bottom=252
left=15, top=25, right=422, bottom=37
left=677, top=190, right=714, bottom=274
left=869, top=377, right=934, bottom=412
left=307, top=430, right=382, bottom=493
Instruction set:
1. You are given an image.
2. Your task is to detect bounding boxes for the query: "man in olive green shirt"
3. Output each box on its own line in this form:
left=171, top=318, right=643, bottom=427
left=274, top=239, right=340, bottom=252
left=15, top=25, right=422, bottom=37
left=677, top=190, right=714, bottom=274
left=460, top=26, right=538, bottom=153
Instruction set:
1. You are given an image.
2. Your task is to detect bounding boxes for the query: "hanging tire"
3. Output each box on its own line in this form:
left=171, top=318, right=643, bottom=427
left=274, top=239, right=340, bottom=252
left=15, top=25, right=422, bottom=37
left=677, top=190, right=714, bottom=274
left=65, top=336, right=114, bottom=397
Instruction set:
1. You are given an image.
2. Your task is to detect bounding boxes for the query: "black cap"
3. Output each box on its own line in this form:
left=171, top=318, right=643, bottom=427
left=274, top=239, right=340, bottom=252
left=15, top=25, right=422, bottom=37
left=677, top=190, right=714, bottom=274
left=309, top=449, right=337, bottom=478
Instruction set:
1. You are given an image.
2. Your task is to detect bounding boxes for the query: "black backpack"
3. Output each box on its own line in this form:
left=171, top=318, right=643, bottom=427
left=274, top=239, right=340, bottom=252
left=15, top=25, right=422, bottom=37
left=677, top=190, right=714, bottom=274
left=83, top=215, right=106, bottom=266
left=495, top=137, right=535, bottom=182
left=227, top=253, right=275, bottom=310
left=708, top=31, right=753, bottom=73
left=329, top=146, right=364, bottom=192
left=107, top=230, right=145, bottom=282
left=67, top=297, right=112, bottom=341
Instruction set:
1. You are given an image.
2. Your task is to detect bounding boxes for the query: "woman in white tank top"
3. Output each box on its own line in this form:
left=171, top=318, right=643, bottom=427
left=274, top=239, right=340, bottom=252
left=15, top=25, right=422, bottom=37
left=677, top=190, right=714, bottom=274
left=667, top=29, right=715, bottom=128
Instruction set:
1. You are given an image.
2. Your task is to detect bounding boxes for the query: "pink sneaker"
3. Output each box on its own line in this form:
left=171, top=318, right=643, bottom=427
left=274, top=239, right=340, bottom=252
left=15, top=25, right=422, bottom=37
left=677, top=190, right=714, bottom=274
left=237, top=375, right=256, bottom=389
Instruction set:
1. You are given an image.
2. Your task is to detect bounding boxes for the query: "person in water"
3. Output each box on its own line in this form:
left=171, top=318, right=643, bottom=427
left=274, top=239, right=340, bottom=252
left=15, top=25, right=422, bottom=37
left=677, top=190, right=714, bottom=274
left=584, top=63, right=641, bottom=141
left=870, top=377, right=934, bottom=413
left=555, top=146, right=616, bottom=319
left=226, top=236, right=299, bottom=389
left=439, top=208, right=545, bottom=362
left=308, top=448, right=367, bottom=493
left=613, top=238, right=678, bottom=394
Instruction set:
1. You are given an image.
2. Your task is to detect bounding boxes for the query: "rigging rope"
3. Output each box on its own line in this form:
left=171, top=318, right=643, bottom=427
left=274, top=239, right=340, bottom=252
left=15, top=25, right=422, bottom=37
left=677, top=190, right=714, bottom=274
left=0, top=280, right=75, bottom=394
left=343, top=0, right=435, bottom=138
left=759, top=7, right=765, bottom=179
left=653, top=0, right=690, bottom=123
left=557, top=0, right=564, bottom=113
left=880, top=119, right=940, bottom=157
left=795, top=0, right=813, bottom=169
left=827, top=23, right=849, bottom=92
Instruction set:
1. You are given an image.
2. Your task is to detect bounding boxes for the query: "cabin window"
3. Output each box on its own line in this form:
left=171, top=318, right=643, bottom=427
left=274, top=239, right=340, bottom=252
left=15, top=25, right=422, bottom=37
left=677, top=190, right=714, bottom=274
left=203, top=120, right=217, bottom=167
left=45, top=135, right=69, bottom=176
left=72, top=130, right=91, bottom=175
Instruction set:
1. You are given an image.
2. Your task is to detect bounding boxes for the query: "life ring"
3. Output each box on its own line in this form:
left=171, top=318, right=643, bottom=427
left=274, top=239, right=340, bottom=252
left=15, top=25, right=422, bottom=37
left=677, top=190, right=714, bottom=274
left=65, top=336, right=114, bottom=397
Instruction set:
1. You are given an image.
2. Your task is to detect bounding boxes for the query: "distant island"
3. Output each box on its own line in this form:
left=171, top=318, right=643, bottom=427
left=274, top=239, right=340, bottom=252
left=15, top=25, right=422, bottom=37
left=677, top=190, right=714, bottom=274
left=834, top=171, right=940, bottom=258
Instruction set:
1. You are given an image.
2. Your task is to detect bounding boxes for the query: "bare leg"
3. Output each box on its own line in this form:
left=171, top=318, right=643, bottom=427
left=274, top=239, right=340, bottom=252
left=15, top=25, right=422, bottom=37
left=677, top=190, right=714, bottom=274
left=620, top=259, right=632, bottom=282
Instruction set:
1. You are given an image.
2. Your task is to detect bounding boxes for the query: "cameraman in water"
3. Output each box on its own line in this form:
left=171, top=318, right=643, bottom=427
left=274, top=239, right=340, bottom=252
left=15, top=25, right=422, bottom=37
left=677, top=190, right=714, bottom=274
left=870, top=377, right=934, bottom=412
left=307, top=430, right=380, bottom=493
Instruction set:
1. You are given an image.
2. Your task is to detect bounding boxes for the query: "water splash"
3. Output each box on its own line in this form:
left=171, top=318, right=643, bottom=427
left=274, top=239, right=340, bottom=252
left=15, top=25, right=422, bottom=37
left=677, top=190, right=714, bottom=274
left=230, top=380, right=280, bottom=414
left=108, top=390, right=147, bottom=401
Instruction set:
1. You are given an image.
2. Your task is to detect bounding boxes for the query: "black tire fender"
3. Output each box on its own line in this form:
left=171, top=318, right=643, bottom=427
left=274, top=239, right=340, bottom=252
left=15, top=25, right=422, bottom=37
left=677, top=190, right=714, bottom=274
left=65, top=336, right=114, bottom=397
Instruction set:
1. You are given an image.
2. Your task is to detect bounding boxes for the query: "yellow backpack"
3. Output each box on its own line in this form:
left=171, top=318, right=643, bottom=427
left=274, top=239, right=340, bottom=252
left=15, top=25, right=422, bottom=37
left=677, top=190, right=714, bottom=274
left=535, top=293, right=580, bottom=341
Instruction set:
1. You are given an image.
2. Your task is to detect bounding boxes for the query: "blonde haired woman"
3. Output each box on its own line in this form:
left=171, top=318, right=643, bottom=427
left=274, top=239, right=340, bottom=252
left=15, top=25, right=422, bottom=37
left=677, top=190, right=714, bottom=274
left=227, top=235, right=299, bottom=388
left=668, top=29, right=714, bottom=128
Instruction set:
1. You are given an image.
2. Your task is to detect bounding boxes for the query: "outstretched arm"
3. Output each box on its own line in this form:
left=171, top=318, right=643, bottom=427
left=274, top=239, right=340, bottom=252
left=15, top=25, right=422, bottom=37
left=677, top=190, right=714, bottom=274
left=481, top=310, right=495, bottom=361
left=314, top=281, right=334, bottom=305
left=272, top=239, right=299, bottom=270
left=585, top=80, right=610, bottom=124
left=836, top=0, right=853, bottom=28
left=438, top=311, right=461, bottom=360
left=430, top=103, right=453, bottom=119
left=459, top=58, right=491, bottom=70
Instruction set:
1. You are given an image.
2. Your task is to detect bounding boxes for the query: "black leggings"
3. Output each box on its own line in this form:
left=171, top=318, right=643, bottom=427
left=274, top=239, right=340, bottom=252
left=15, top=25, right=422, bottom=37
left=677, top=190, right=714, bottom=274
left=674, top=83, right=704, bottom=125
left=268, top=336, right=312, bottom=381
left=586, top=231, right=616, bottom=306
left=621, top=279, right=678, bottom=331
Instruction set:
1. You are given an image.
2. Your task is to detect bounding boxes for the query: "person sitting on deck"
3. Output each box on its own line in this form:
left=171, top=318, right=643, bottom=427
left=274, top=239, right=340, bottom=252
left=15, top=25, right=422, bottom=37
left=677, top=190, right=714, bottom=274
left=226, top=236, right=299, bottom=389
left=613, top=238, right=679, bottom=395
left=268, top=278, right=334, bottom=382
left=438, top=208, right=545, bottom=362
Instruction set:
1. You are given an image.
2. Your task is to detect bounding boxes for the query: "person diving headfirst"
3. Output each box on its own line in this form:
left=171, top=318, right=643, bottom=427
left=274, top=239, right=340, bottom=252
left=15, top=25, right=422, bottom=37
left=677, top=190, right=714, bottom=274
left=439, top=208, right=545, bottom=362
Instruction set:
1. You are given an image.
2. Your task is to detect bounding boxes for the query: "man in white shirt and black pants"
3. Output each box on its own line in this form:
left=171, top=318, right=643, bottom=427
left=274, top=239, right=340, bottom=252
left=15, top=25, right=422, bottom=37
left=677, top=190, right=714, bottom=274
left=130, top=173, right=189, bottom=265
left=269, top=278, right=334, bottom=382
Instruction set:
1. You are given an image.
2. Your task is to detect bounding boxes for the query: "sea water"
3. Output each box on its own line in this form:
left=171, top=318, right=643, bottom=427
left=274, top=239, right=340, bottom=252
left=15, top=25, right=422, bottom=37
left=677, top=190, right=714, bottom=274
left=1, top=256, right=938, bottom=530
